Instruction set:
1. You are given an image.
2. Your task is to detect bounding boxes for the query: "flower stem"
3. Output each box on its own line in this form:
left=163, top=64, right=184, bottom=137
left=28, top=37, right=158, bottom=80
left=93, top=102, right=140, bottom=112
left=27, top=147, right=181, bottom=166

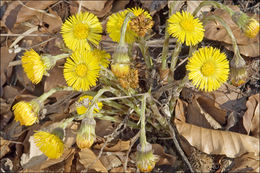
left=140, top=93, right=148, bottom=151
left=203, top=15, right=243, bottom=66
left=192, top=1, right=234, bottom=17
left=52, top=53, right=70, bottom=61
left=37, top=86, right=73, bottom=103
left=169, top=41, right=182, bottom=75
left=138, top=37, right=152, bottom=69
left=119, top=12, right=135, bottom=46
left=161, top=1, right=179, bottom=70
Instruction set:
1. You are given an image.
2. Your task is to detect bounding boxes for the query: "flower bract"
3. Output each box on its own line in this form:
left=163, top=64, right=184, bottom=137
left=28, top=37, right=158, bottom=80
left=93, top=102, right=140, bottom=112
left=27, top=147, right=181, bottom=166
left=63, top=50, right=100, bottom=91
left=106, top=7, right=152, bottom=44
left=76, top=118, right=96, bottom=149
left=186, top=47, right=229, bottom=92
left=21, top=49, right=47, bottom=84
left=61, top=12, right=102, bottom=51
left=76, top=95, right=103, bottom=115
left=168, top=11, right=204, bottom=46
left=12, top=101, right=40, bottom=126
left=34, top=131, right=64, bottom=159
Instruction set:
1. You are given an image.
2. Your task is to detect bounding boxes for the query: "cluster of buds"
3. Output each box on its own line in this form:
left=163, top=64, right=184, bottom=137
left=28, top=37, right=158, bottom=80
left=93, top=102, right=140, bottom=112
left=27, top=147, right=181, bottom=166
left=232, top=12, right=259, bottom=38
left=136, top=142, right=158, bottom=172
left=129, top=13, right=154, bottom=37
left=76, top=117, right=96, bottom=149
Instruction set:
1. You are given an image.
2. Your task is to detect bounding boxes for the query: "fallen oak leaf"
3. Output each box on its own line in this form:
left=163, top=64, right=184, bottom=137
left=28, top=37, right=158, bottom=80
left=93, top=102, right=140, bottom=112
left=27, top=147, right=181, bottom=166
left=174, top=118, right=259, bottom=158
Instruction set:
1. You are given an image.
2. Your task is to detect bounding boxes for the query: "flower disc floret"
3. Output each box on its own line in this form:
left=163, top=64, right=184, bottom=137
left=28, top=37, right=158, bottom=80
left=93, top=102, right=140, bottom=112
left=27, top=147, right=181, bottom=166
left=33, top=131, right=64, bottom=159
left=12, top=101, right=39, bottom=126
left=106, top=7, right=152, bottom=44
left=63, top=50, right=100, bottom=91
left=168, top=11, right=204, bottom=46
left=21, top=49, right=47, bottom=84
left=61, top=12, right=102, bottom=51
left=186, top=47, right=229, bottom=92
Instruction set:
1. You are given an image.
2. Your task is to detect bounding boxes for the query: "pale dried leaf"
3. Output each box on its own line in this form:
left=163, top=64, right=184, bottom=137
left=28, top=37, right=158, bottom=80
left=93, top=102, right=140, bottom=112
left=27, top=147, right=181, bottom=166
left=78, top=0, right=107, bottom=11
left=100, top=155, right=122, bottom=171
left=0, top=137, right=11, bottom=159
left=230, top=153, right=260, bottom=172
left=152, top=144, right=176, bottom=166
left=224, top=41, right=260, bottom=57
left=243, top=94, right=260, bottom=137
left=79, top=148, right=108, bottom=173
left=64, top=152, right=75, bottom=172
left=175, top=119, right=259, bottom=158
left=187, top=1, right=211, bottom=16
left=175, top=98, right=186, bottom=122
left=110, top=166, right=136, bottom=173
left=93, top=140, right=130, bottom=152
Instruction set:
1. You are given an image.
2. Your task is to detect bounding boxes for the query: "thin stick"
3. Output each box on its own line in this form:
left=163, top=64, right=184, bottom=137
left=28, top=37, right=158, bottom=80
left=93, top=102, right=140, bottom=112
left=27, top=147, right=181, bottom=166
left=99, top=93, right=145, bottom=102
left=77, top=0, right=82, bottom=14
left=8, top=60, right=22, bottom=67
left=0, top=34, right=51, bottom=37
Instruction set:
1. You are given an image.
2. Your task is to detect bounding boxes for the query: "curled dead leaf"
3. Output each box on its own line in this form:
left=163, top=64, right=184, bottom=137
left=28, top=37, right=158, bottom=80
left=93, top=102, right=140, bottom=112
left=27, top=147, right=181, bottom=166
left=93, top=140, right=130, bottom=152
left=175, top=118, right=259, bottom=158
left=230, top=152, right=259, bottom=172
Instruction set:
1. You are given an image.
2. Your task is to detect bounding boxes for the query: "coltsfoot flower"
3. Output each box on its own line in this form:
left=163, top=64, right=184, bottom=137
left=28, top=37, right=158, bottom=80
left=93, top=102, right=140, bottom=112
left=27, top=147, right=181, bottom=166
left=118, top=68, right=139, bottom=89
left=76, top=118, right=96, bottom=149
left=244, top=18, right=259, bottom=38
left=230, top=56, right=247, bottom=87
left=63, top=50, right=100, bottom=91
left=61, top=12, right=102, bottom=51
left=21, top=49, right=48, bottom=84
left=34, top=129, right=64, bottom=159
left=111, top=63, right=130, bottom=78
left=92, top=49, right=111, bottom=68
left=136, top=143, right=158, bottom=172
left=76, top=95, right=103, bottom=115
left=168, top=11, right=204, bottom=46
left=12, top=100, right=40, bottom=126
left=186, top=47, right=229, bottom=92
left=106, top=7, right=152, bottom=44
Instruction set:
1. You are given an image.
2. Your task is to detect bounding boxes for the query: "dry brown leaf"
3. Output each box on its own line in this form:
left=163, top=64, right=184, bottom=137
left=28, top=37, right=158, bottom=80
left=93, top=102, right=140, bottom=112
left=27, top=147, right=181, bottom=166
left=110, top=166, right=136, bottom=173
left=79, top=148, right=108, bottom=173
left=186, top=1, right=211, bottom=15
left=64, top=152, right=75, bottom=172
left=2, top=1, right=57, bottom=31
left=152, top=144, right=176, bottom=166
left=95, top=119, right=115, bottom=137
left=175, top=98, right=187, bottom=122
left=204, top=6, right=259, bottom=57
left=0, top=137, right=11, bottom=159
left=93, top=140, right=130, bottom=152
left=111, top=0, right=129, bottom=13
left=41, top=8, right=62, bottom=33
left=230, top=152, right=259, bottom=172
left=0, top=47, right=16, bottom=86
left=175, top=118, right=259, bottom=158
left=2, top=86, right=21, bottom=101
left=100, top=155, right=122, bottom=171
left=243, top=94, right=260, bottom=137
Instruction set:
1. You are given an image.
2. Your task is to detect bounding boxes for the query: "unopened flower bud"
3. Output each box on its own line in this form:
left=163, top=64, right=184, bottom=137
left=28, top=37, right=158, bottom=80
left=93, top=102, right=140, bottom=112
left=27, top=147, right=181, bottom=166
left=76, top=118, right=96, bottom=149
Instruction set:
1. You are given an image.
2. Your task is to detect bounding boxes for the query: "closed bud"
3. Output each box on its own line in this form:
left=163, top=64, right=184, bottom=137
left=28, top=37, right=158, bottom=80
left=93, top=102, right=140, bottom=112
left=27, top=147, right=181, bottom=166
left=76, top=118, right=96, bottom=149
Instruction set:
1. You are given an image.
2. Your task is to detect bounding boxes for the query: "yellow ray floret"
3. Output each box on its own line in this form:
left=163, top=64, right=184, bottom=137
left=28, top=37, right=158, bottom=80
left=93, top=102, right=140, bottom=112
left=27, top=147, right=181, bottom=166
left=186, top=47, right=229, bottom=92
left=63, top=50, right=100, bottom=91
left=21, top=49, right=47, bottom=84
left=91, top=49, right=111, bottom=68
left=61, top=12, right=102, bottom=51
left=106, top=7, right=152, bottom=44
left=76, top=95, right=103, bottom=115
left=168, top=11, right=204, bottom=46
left=33, top=131, right=64, bottom=159
left=12, top=101, right=39, bottom=126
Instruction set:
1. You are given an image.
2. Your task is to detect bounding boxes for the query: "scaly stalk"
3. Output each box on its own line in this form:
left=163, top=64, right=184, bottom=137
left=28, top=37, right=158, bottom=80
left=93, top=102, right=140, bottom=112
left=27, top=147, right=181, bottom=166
left=140, top=93, right=148, bottom=151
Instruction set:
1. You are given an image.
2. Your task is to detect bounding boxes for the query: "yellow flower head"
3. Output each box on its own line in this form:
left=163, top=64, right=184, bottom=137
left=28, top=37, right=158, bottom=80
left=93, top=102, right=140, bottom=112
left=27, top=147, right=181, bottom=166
left=245, top=18, right=259, bottom=38
left=106, top=7, right=152, bottom=44
left=111, top=63, right=130, bottom=78
left=136, top=143, right=158, bottom=172
left=21, top=49, right=47, bottom=84
left=168, top=11, right=204, bottom=46
left=186, top=47, right=229, bottom=92
left=61, top=12, right=102, bottom=51
left=33, top=130, right=64, bottom=159
left=63, top=50, right=100, bottom=91
left=76, top=95, right=103, bottom=115
left=92, top=49, right=111, bottom=68
left=12, top=100, right=40, bottom=126
left=76, top=118, right=96, bottom=149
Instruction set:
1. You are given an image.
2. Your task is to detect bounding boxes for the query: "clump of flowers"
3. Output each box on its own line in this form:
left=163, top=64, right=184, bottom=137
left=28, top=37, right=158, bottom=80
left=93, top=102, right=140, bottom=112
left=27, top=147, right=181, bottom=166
left=186, top=47, right=229, bottom=92
left=76, top=117, right=96, bottom=149
left=63, top=49, right=100, bottom=91
left=106, top=7, right=152, bottom=44
left=61, top=11, right=102, bottom=51
left=168, top=11, right=205, bottom=46
left=76, top=95, right=103, bottom=115
left=33, top=128, right=64, bottom=159
left=12, top=100, right=41, bottom=126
